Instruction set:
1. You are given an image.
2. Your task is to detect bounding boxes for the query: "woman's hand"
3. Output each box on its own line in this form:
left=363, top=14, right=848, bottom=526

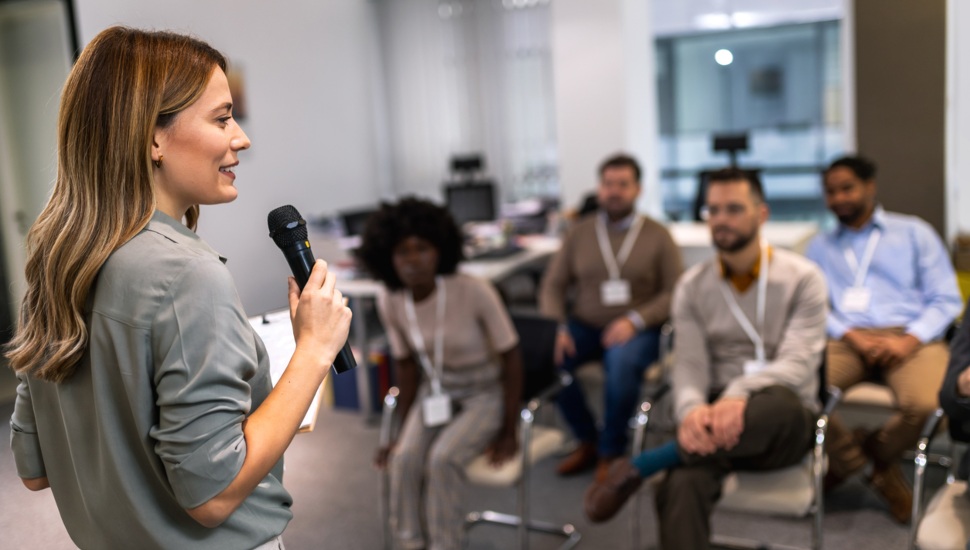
left=485, top=430, right=518, bottom=467
left=287, top=260, right=353, bottom=366
left=374, top=443, right=396, bottom=470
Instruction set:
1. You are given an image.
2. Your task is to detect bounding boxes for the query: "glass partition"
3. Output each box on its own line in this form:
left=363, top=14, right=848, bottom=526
left=656, top=20, right=842, bottom=223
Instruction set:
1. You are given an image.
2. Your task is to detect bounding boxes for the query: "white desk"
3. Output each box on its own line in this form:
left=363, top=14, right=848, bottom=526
left=333, top=234, right=561, bottom=299
left=669, top=221, right=818, bottom=268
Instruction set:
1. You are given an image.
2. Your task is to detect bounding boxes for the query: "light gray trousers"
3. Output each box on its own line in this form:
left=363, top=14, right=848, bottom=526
left=389, top=386, right=502, bottom=550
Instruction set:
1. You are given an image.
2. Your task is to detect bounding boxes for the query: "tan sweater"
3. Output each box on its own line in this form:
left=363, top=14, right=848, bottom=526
left=539, top=213, right=682, bottom=329
left=670, top=248, right=829, bottom=422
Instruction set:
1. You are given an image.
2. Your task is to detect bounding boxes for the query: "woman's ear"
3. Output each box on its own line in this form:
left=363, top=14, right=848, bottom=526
left=151, top=128, right=166, bottom=165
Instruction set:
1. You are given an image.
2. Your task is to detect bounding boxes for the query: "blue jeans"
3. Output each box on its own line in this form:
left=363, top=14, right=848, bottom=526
left=556, top=318, right=661, bottom=457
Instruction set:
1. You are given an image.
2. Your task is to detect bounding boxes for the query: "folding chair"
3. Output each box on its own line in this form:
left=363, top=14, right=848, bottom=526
left=909, top=408, right=969, bottom=550
left=630, top=350, right=840, bottom=550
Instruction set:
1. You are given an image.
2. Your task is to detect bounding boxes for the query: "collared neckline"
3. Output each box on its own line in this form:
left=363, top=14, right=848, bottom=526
left=598, top=210, right=637, bottom=231
left=718, top=245, right=773, bottom=293
left=147, top=210, right=228, bottom=264
left=836, top=204, right=886, bottom=236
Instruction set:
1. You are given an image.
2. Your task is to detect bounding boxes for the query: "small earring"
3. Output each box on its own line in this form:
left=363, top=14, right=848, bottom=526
left=154, top=155, right=163, bottom=168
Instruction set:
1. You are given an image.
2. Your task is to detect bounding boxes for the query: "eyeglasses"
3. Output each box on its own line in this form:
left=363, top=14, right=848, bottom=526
left=699, top=203, right=751, bottom=220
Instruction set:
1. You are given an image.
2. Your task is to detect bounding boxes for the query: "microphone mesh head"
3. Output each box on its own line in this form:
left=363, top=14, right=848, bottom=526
left=267, top=205, right=308, bottom=248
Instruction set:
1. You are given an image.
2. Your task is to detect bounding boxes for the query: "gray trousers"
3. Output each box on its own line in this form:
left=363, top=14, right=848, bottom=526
left=655, top=385, right=815, bottom=550
left=390, top=386, right=503, bottom=550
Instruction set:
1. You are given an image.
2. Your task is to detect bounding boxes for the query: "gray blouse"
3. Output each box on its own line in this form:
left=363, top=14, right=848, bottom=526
left=10, top=211, right=291, bottom=549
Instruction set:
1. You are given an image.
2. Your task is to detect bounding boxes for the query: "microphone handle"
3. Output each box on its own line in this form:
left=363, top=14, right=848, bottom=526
left=282, top=243, right=357, bottom=374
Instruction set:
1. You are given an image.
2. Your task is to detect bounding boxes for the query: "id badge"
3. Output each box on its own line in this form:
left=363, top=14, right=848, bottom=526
left=743, top=359, right=766, bottom=376
left=840, top=287, right=871, bottom=313
left=600, top=279, right=632, bottom=306
left=422, top=393, right=453, bottom=427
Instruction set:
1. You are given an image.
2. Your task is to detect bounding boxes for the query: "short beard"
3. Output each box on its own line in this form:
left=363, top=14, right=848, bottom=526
left=713, top=226, right=757, bottom=253
left=602, top=203, right=634, bottom=221
left=833, top=202, right=868, bottom=226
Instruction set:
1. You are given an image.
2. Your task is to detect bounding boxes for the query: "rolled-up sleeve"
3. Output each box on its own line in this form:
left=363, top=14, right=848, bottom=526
left=10, top=372, right=45, bottom=479
left=149, top=256, right=258, bottom=509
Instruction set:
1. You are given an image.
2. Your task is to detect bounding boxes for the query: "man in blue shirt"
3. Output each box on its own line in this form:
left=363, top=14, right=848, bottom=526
left=806, top=155, right=963, bottom=524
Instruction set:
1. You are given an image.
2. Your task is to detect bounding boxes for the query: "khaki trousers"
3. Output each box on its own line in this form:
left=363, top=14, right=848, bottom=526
left=825, top=330, right=948, bottom=477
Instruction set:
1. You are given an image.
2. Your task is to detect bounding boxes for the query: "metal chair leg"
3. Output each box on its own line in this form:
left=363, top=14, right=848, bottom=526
left=519, top=408, right=533, bottom=550
left=812, top=414, right=827, bottom=550
left=465, top=373, right=581, bottom=550
left=379, top=389, right=399, bottom=550
left=909, top=408, right=945, bottom=550
left=630, top=400, right=652, bottom=550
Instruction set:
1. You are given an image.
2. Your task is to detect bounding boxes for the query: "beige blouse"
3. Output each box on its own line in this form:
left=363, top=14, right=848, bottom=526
left=377, top=273, right=518, bottom=397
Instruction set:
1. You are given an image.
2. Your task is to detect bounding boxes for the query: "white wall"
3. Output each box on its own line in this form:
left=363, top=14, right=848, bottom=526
left=947, top=0, right=970, bottom=242
left=550, top=0, right=662, bottom=217
left=0, top=1, right=73, bottom=321
left=74, top=0, right=386, bottom=314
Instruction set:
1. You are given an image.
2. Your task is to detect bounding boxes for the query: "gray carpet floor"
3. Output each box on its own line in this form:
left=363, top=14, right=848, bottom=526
left=1, top=397, right=945, bottom=550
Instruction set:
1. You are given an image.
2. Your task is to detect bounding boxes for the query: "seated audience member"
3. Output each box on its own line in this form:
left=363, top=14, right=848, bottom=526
left=583, top=168, right=828, bottom=550
left=359, top=198, right=523, bottom=550
left=806, top=155, right=962, bottom=523
left=940, top=299, right=970, bottom=501
left=539, top=153, right=682, bottom=479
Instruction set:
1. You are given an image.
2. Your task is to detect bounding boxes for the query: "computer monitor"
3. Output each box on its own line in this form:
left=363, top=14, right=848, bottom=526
left=340, top=207, right=377, bottom=237
left=444, top=181, right=497, bottom=226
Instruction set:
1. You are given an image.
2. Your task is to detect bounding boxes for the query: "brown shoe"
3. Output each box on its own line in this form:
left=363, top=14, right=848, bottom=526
left=584, top=460, right=643, bottom=523
left=824, top=428, right=870, bottom=492
left=594, top=457, right=618, bottom=483
left=556, top=442, right=598, bottom=476
left=869, top=461, right=913, bottom=524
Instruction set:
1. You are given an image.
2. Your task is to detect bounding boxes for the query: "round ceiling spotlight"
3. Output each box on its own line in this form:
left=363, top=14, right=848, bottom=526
left=715, top=49, right=734, bottom=66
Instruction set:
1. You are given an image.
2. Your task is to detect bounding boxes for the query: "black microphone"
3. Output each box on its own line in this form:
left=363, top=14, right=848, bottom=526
left=268, top=205, right=357, bottom=374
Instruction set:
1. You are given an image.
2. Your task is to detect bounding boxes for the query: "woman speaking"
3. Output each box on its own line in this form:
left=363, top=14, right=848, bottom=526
left=6, top=27, right=351, bottom=549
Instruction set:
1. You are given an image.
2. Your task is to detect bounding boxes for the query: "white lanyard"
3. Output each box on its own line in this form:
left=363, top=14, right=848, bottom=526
left=843, top=229, right=881, bottom=288
left=718, top=239, right=769, bottom=364
left=404, top=276, right=446, bottom=395
left=595, top=214, right=645, bottom=280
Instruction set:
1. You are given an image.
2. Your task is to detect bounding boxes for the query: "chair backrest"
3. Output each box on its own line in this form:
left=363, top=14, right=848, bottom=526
left=510, top=313, right=559, bottom=402
left=817, top=348, right=829, bottom=407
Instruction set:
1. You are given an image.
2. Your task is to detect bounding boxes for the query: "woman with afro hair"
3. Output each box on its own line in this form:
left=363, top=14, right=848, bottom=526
left=359, top=197, right=523, bottom=550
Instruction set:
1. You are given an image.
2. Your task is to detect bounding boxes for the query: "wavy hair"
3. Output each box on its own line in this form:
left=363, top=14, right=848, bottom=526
left=356, top=197, right=464, bottom=291
left=5, top=27, right=226, bottom=382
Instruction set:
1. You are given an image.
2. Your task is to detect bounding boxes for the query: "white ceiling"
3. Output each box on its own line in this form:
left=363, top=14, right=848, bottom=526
left=651, top=0, right=844, bottom=36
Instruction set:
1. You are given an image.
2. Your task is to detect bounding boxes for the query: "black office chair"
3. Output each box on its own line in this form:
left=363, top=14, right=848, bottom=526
left=629, top=346, right=840, bottom=550
left=378, top=312, right=581, bottom=550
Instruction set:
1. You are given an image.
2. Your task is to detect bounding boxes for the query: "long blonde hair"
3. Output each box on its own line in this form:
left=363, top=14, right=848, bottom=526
left=5, top=27, right=227, bottom=382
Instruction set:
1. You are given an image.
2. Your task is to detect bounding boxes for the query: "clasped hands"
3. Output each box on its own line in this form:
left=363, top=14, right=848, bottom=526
left=843, top=329, right=920, bottom=369
left=677, top=398, right=747, bottom=456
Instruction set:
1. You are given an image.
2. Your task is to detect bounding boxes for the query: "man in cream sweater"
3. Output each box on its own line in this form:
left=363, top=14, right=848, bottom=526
left=583, top=168, right=829, bottom=550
